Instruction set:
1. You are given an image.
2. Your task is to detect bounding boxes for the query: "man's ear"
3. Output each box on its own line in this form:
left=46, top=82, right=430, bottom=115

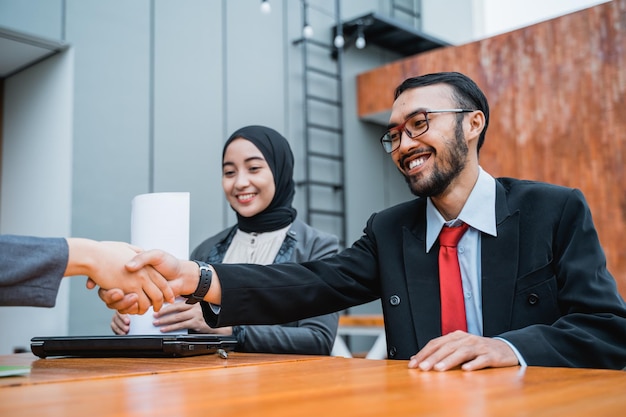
left=467, top=110, right=486, bottom=140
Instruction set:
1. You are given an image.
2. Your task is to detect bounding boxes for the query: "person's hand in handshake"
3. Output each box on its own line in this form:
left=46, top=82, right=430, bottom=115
left=67, top=238, right=175, bottom=314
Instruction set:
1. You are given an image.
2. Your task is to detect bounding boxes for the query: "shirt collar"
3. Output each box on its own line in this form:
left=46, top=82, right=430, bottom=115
left=426, top=167, right=497, bottom=251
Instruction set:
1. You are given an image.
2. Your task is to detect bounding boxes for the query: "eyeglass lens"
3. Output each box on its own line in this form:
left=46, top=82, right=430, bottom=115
left=382, top=112, right=428, bottom=153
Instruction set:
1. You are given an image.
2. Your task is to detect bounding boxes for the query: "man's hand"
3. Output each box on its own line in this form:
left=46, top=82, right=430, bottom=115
left=98, top=249, right=222, bottom=312
left=69, top=239, right=174, bottom=314
left=97, top=249, right=196, bottom=313
left=408, top=331, right=519, bottom=371
left=125, top=249, right=199, bottom=297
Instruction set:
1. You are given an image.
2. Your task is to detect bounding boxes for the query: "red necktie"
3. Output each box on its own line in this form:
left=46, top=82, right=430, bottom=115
left=438, top=223, right=469, bottom=335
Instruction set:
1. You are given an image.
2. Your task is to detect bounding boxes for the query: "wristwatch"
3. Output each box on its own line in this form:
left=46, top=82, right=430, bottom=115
left=183, top=261, right=212, bottom=304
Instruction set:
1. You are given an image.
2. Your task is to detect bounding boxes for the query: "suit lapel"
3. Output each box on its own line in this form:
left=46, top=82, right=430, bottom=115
left=481, top=181, right=520, bottom=336
left=403, top=200, right=442, bottom=349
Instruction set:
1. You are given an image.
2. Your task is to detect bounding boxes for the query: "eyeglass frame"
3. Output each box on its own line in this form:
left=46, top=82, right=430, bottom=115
left=380, top=109, right=476, bottom=153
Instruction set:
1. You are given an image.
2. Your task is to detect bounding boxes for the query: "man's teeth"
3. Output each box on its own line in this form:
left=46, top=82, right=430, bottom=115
left=408, top=156, right=428, bottom=170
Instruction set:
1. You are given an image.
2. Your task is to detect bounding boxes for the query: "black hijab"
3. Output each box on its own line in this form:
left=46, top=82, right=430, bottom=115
left=223, top=125, right=297, bottom=233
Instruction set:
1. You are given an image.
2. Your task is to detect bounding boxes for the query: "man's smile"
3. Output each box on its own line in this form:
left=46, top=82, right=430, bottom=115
left=402, top=150, right=433, bottom=173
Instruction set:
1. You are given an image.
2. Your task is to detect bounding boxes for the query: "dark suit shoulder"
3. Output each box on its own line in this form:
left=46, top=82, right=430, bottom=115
left=378, top=198, right=424, bottom=216
left=365, top=198, right=425, bottom=233
left=496, top=177, right=575, bottom=195
left=495, top=177, right=584, bottom=207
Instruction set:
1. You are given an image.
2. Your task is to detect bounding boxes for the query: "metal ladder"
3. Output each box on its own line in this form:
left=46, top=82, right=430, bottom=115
left=391, top=0, right=423, bottom=27
left=293, top=0, right=347, bottom=248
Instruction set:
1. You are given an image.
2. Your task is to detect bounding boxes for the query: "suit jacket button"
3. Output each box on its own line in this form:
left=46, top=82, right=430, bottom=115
left=527, top=293, right=539, bottom=305
left=388, top=346, right=397, bottom=358
left=389, top=295, right=400, bottom=306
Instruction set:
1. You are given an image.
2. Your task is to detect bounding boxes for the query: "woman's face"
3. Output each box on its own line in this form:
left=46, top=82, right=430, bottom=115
left=222, top=138, right=276, bottom=218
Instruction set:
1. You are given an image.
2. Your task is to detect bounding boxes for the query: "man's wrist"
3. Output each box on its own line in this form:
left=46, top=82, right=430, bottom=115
left=494, top=337, right=526, bottom=367
left=181, top=260, right=201, bottom=295
left=182, top=261, right=212, bottom=304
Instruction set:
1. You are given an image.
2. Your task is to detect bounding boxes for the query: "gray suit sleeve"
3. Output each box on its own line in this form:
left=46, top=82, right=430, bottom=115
left=233, top=312, right=340, bottom=355
left=0, top=235, right=68, bottom=307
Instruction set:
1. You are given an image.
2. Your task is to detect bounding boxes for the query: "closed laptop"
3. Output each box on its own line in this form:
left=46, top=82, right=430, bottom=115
left=30, top=334, right=237, bottom=358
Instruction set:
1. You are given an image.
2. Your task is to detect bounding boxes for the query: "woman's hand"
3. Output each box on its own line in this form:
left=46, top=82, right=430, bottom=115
left=111, top=311, right=131, bottom=335
left=152, top=302, right=232, bottom=335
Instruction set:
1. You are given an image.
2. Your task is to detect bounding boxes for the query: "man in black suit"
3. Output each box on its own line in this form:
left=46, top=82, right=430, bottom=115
left=109, top=72, right=626, bottom=371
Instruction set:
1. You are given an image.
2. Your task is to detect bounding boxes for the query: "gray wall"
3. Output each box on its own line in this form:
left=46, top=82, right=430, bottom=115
left=0, top=0, right=473, bottom=349
left=0, top=49, right=74, bottom=354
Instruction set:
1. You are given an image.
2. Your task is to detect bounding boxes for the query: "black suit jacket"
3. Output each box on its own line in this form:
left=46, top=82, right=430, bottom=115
left=206, top=178, right=626, bottom=369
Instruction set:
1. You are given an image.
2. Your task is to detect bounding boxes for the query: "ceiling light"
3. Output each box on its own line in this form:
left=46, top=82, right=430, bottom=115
left=260, top=0, right=271, bottom=14
left=303, top=24, right=314, bottom=39
left=356, top=25, right=366, bottom=49
left=334, top=34, right=345, bottom=48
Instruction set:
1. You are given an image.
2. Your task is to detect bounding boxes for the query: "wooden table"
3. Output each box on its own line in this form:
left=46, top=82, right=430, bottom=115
left=1, top=352, right=625, bottom=416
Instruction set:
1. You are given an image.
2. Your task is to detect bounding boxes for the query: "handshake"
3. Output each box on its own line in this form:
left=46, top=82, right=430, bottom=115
left=68, top=238, right=212, bottom=315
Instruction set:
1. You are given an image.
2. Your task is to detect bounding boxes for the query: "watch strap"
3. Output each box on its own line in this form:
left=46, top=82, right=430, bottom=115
left=183, top=261, right=212, bottom=304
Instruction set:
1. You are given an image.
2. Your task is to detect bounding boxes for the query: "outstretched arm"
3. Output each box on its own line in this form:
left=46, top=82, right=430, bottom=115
left=0, top=235, right=174, bottom=313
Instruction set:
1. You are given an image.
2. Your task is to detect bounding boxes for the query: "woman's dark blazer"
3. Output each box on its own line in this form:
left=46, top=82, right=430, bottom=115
left=193, top=219, right=339, bottom=355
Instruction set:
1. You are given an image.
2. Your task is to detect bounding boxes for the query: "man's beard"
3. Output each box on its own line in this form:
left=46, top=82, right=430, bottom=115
left=402, top=121, right=468, bottom=198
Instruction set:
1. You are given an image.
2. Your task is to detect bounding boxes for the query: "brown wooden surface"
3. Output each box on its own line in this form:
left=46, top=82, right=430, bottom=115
left=357, top=0, right=626, bottom=298
left=0, top=352, right=323, bottom=387
left=1, top=353, right=625, bottom=416
left=338, top=314, right=384, bottom=327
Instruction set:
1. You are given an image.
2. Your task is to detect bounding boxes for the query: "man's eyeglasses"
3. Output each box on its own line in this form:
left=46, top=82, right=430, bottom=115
left=380, top=109, right=475, bottom=153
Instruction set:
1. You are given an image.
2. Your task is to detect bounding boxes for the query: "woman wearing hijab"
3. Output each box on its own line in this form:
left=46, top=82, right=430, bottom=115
left=111, top=126, right=339, bottom=355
